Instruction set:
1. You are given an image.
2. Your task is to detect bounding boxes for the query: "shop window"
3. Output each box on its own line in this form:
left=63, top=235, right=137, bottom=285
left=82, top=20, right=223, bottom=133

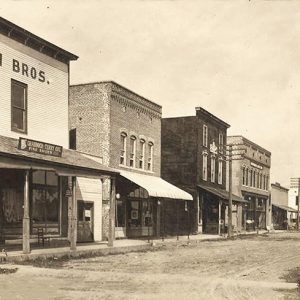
left=219, top=133, right=224, bottom=153
left=128, top=199, right=152, bottom=228
left=218, top=159, right=223, bottom=184
left=11, top=79, right=27, bottom=133
left=211, top=156, right=216, bottom=183
left=139, top=139, right=145, bottom=169
left=203, top=125, right=208, bottom=147
left=120, top=132, right=127, bottom=165
left=32, top=171, right=59, bottom=233
left=129, top=136, right=136, bottom=167
left=147, top=142, right=153, bottom=171
left=202, top=153, right=208, bottom=181
left=128, top=200, right=141, bottom=226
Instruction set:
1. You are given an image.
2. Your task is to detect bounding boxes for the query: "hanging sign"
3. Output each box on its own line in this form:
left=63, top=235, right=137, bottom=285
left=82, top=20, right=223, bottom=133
left=18, top=137, right=63, bottom=157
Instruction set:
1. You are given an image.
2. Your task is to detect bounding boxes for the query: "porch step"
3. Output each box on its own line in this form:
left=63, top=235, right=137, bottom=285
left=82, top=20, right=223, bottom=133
left=5, top=235, right=65, bottom=245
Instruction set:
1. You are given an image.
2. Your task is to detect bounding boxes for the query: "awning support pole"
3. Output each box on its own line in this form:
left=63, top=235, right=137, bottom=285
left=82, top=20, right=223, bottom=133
left=108, top=177, right=116, bottom=247
left=70, top=176, right=77, bottom=251
left=176, top=200, right=179, bottom=241
left=147, top=197, right=150, bottom=243
left=23, top=170, right=30, bottom=254
left=162, top=200, right=165, bottom=242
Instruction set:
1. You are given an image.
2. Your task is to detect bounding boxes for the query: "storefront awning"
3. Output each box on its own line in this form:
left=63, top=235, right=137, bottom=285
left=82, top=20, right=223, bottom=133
left=198, top=183, right=248, bottom=204
left=119, top=170, right=193, bottom=201
left=0, top=135, right=117, bottom=178
left=272, top=203, right=298, bottom=213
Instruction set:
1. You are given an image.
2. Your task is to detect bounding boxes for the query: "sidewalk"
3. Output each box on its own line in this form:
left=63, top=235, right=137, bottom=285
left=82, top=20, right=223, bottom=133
left=0, top=230, right=269, bottom=263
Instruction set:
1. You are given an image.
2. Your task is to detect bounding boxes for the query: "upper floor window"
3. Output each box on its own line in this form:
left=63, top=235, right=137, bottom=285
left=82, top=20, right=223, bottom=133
left=120, top=132, right=127, bottom=165
left=211, top=156, right=216, bottom=183
left=249, top=169, right=253, bottom=187
left=11, top=79, right=27, bottom=133
left=203, top=125, right=208, bottom=147
left=147, top=142, right=153, bottom=171
left=202, top=153, right=208, bottom=181
left=242, top=167, right=246, bottom=185
left=139, top=139, right=145, bottom=169
left=253, top=171, right=256, bottom=188
left=219, top=133, right=224, bottom=153
left=265, top=175, right=269, bottom=190
left=218, top=159, right=223, bottom=185
left=129, top=136, right=136, bottom=167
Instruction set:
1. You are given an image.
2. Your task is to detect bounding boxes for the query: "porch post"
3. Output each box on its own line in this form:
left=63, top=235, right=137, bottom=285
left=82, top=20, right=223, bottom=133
left=218, top=200, right=221, bottom=236
left=108, top=177, right=116, bottom=247
left=70, top=176, right=77, bottom=251
left=23, top=170, right=30, bottom=254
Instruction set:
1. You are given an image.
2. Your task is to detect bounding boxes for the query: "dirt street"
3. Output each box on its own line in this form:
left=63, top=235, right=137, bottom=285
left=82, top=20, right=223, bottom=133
left=1, top=232, right=300, bottom=300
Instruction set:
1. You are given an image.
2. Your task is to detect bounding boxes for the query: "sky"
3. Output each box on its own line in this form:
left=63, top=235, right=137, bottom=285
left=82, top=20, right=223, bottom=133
left=0, top=0, right=299, bottom=187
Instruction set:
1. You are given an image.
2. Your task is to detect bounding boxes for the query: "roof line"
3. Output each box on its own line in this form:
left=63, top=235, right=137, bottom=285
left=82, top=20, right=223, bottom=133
left=195, top=107, right=230, bottom=128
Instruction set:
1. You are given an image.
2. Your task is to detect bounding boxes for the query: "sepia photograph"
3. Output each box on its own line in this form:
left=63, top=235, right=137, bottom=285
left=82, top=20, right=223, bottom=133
left=0, top=0, right=300, bottom=299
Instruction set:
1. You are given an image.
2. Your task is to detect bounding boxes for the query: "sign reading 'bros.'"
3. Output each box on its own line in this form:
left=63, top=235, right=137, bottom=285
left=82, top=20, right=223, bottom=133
left=18, top=137, right=62, bottom=157
left=12, top=59, right=46, bottom=83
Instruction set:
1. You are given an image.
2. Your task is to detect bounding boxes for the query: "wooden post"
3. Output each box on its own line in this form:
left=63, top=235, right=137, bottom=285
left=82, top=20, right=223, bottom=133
left=218, top=200, right=222, bottom=236
left=23, top=170, right=30, bottom=254
left=70, top=176, right=77, bottom=251
left=176, top=200, right=179, bottom=240
left=228, top=145, right=233, bottom=238
left=156, top=199, right=161, bottom=238
left=298, top=179, right=300, bottom=231
left=108, top=177, right=116, bottom=247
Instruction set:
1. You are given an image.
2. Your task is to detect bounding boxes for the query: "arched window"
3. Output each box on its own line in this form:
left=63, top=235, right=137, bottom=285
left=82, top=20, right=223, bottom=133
left=147, top=142, right=154, bottom=171
left=120, top=132, right=127, bottom=165
left=139, top=139, right=145, bottom=169
left=129, top=136, right=136, bottom=167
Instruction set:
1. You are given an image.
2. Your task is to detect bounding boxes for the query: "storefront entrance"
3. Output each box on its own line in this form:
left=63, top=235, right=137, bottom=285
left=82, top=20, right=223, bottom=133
left=77, top=201, right=94, bottom=242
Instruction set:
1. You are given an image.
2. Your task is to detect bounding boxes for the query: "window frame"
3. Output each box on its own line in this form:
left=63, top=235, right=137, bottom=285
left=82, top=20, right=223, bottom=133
left=218, top=159, right=223, bottom=185
left=147, top=142, right=154, bottom=171
left=202, top=152, right=208, bottom=181
left=203, top=125, right=208, bottom=147
left=11, top=79, right=28, bottom=133
left=211, top=155, right=216, bottom=183
left=120, top=132, right=127, bottom=166
left=129, top=136, right=137, bottom=168
left=139, top=139, right=146, bottom=169
left=218, top=133, right=224, bottom=153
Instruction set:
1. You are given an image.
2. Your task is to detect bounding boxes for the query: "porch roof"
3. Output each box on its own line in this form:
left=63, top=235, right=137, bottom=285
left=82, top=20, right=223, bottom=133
left=0, top=135, right=117, bottom=178
left=272, top=203, right=298, bottom=213
left=198, top=183, right=247, bottom=204
left=119, top=170, right=193, bottom=201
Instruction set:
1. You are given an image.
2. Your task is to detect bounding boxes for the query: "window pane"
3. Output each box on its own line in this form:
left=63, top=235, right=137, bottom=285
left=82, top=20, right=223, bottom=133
left=46, top=171, right=58, bottom=186
left=12, top=107, right=24, bottom=130
left=46, top=189, right=59, bottom=222
left=32, top=171, right=46, bottom=185
left=12, top=83, right=25, bottom=108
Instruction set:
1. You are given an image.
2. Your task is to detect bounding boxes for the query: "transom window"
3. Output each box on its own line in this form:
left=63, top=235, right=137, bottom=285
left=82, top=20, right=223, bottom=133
left=11, top=79, right=27, bottom=133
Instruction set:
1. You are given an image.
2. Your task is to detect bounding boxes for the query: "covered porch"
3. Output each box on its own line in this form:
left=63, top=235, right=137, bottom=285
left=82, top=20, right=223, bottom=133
left=0, top=135, right=117, bottom=254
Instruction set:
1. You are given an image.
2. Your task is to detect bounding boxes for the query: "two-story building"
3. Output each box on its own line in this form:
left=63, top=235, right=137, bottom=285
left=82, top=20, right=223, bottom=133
left=69, top=81, right=192, bottom=239
left=0, top=17, right=117, bottom=254
left=161, top=107, right=244, bottom=235
left=227, top=136, right=271, bottom=231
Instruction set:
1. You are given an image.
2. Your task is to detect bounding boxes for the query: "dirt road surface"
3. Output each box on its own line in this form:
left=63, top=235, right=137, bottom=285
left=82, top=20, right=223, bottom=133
left=1, top=232, right=300, bottom=300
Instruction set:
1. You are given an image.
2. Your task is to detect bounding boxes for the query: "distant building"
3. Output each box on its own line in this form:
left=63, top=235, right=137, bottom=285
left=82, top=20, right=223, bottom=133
left=227, top=136, right=271, bottom=230
left=287, top=178, right=300, bottom=227
left=271, top=182, right=294, bottom=230
left=69, top=81, right=192, bottom=239
left=161, top=107, right=245, bottom=235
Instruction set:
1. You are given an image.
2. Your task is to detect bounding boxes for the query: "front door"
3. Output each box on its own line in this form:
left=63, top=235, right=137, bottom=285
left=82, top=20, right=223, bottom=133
left=77, top=201, right=94, bottom=242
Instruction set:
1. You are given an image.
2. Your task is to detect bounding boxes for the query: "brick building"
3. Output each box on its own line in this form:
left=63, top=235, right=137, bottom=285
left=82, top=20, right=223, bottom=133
left=227, top=136, right=271, bottom=230
left=69, top=81, right=192, bottom=239
left=161, top=107, right=244, bottom=235
left=0, top=17, right=117, bottom=254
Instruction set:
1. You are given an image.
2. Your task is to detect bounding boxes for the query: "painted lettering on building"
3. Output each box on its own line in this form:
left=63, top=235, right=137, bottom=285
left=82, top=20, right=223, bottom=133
left=250, top=162, right=263, bottom=170
left=18, top=137, right=62, bottom=157
left=12, top=59, right=46, bottom=83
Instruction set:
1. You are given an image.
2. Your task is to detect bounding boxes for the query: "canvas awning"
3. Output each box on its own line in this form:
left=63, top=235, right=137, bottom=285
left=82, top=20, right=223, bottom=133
left=272, top=203, right=298, bottom=213
left=198, top=183, right=248, bottom=204
left=119, top=170, right=193, bottom=201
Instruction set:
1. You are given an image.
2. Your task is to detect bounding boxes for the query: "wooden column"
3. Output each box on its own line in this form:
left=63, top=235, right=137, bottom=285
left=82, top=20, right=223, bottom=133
left=218, top=200, right=222, bottom=236
left=70, top=176, right=77, bottom=251
left=156, top=199, right=161, bottom=238
left=23, top=170, right=30, bottom=254
left=108, top=177, right=116, bottom=247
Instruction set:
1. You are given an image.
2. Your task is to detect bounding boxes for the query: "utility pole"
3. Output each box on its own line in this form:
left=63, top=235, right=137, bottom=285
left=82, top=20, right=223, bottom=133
left=228, top=144, right=233, bottom=238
